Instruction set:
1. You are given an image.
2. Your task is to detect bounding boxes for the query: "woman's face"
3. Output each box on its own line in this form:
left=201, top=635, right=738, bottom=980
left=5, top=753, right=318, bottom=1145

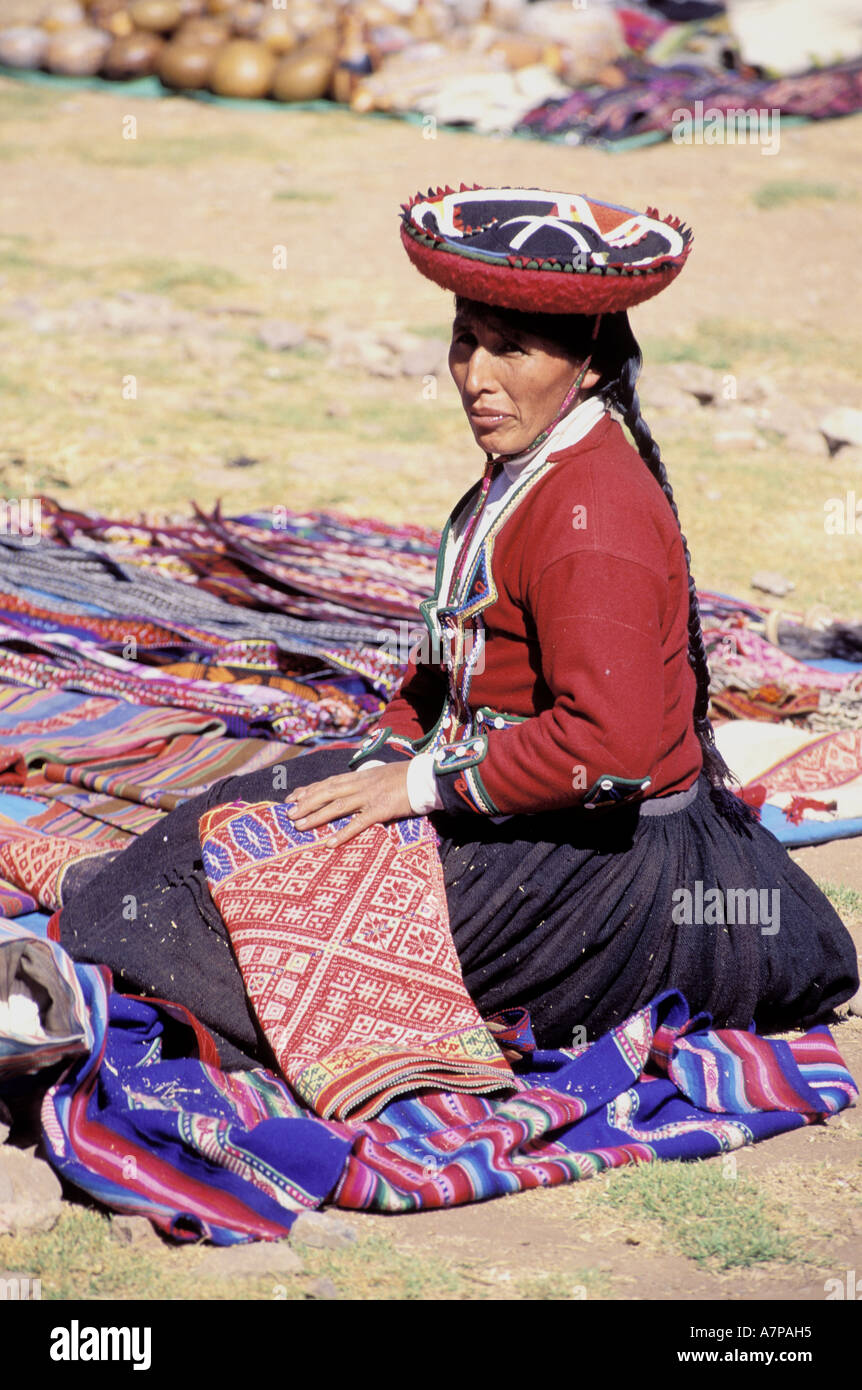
left=448, top=301, right=599, bottom=457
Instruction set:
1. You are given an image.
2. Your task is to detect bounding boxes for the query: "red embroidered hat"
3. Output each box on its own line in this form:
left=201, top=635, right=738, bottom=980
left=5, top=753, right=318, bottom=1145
left=400, top=184, right=692, bottom=314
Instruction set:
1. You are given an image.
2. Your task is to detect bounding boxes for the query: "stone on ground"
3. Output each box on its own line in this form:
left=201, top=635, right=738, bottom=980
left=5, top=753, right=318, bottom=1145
left=0, top=1145, right=62, bottom=1235
left=751, top=570, right=795, bottom=596
left=110, top=1214, right=163, bottom=1247
left=821, top=407, right=862, bottom=449
left=194, top=1240, right=303, bottom=1279
left=290, top=1209, right=358, bottom=1249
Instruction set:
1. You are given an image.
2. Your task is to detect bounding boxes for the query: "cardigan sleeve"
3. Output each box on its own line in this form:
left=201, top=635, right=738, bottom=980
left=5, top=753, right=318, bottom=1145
left=432, top=547, right=669, bottom=816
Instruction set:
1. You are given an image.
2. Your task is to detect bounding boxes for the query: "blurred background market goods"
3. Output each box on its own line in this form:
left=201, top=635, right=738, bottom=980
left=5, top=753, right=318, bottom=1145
left=0, top=0, right=860, bottom=143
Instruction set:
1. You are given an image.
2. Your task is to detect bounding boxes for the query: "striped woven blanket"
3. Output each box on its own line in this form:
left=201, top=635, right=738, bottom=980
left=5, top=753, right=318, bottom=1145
left=16, top=912, right=852, bottom=1241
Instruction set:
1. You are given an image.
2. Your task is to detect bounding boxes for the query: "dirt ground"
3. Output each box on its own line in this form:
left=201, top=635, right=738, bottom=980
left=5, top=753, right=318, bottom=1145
left=0, top=21, right=861, bottom=1304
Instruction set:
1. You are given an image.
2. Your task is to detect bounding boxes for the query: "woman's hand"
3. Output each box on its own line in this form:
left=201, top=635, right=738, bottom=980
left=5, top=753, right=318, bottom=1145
left=285, top=762, right=413, bottom=848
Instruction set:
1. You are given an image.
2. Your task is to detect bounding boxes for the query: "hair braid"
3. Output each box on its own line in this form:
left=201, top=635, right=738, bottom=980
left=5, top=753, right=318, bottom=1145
left=605, top=325, right=757, bottom=829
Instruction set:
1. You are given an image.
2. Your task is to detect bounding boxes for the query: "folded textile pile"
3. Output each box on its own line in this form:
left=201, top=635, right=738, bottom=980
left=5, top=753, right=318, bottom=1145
left=0, top=500, right=434, bottom=842
left=705, top=618, right=862, bottom=733
left=517, top=56, right=862, bottom=145
left=198, top=801, right=516, bottom=1120
left=8, top=907, right=850, bottom=1241
left=0, top=916, right=94, bottom=1079
left=0, top=817, right=127, bottom=913
left=0, top=683, right=298, bottom=838
left=700, top=592, right=862, bottom=843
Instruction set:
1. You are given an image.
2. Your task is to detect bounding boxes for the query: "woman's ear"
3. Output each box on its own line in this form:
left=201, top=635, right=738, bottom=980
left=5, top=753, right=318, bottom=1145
left=583, top=366, right=601, bottom=391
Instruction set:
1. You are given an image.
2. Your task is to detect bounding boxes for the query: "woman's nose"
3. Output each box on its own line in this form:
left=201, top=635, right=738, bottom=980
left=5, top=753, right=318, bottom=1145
left=464, top=346, right=496, bottom=398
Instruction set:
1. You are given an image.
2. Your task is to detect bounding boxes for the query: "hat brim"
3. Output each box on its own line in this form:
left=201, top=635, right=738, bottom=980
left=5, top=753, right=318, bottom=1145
left=401, top=224, right=687, bottom=313
left=400, top=185, right=692, bottom=315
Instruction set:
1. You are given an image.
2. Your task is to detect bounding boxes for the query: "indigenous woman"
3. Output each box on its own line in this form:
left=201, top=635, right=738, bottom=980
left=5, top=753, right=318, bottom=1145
left=58, top=187, right=859, bottom=1069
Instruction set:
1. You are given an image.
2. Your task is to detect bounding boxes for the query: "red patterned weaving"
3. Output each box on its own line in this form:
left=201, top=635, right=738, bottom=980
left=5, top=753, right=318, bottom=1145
left=198, top=801, right=516, bottom=1120
left=0, top=821, right=128, bottom=911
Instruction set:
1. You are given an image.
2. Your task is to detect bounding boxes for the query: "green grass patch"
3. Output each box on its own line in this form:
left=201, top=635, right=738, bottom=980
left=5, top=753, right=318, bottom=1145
left=816, top=881, right=862, bottom=926
left=647, top=316, right=848, bottom=372
left=514, top=1268, right=612, bottom=1300
left=752, top=180, right=846, bottom=210
left=145, top=263, right=245, bottom=295
left=0, top=1205, right=609, bottom=1301
left=106, top=255, right=248, bottom=299
left=0, top=85, right=58, bottom=119
left=272, top=189, right=336, bottom=203
left=0, top=248, right=92, bottom=282
left=596, top=1161, right=797, bottom=1268
left=62, top=132, right=284, bottom=168
left=0, top=142, right=35, bottom=161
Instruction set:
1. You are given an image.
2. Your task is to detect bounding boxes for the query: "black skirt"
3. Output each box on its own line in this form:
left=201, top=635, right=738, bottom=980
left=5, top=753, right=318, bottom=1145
left=57, top=747, right=859, bottom=1068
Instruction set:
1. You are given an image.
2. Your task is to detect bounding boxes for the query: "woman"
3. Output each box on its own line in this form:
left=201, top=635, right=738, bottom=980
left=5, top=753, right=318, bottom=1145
left=58, top=186, right=859, bottom=1067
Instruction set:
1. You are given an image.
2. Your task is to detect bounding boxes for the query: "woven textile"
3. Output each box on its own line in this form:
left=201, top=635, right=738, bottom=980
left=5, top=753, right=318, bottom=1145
left=516, top=58, right=862, bottom=146
left=715, top=721, right=862, bottom=826
left=0, top=880, right=37, bottom=917
left=0, top=816, right=127, bottom=911
left=37, top=958, right=350, bottom=1243
left=710, top=684, right=822, bottom=724
left=0, top=684, right=224, bottom=780
left=0, top=916, right=93, bottom=1080
left=336, top=992, right=857, bottom=1212
left=198, top=801, right=516, bottom=1120
left=706, top=623, right=859, bottom=695
left=0, top=682, right=304, bottom=837
left=0, top=645, right=370, bottom=742
left=22, top=948, right=856, bottom=1239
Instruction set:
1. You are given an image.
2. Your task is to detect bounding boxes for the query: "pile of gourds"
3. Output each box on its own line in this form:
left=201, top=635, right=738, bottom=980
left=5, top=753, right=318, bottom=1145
left=0, top=0, right=396, bottom=101
left=0, top=0, right=611, bottom=105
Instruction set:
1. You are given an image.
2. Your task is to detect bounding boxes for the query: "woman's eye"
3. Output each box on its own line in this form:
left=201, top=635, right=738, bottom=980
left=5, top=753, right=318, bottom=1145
left=499, top=340, right=524, bottom=355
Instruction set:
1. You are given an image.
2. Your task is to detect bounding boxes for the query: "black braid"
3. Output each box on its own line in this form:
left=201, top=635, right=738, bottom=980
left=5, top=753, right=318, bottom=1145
left=598, top=316, right=757, bottom=830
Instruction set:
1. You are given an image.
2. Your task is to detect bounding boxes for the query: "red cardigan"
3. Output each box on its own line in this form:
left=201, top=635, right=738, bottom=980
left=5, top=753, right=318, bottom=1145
left=352, top=413, right=703, bottom=815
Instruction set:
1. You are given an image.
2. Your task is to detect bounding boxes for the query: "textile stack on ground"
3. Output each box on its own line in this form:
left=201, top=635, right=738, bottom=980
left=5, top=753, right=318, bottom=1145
left=700, top=591, right=862, bottom=845
left=5, top=899, right=858, bottom=1242
left=198, top=801, right=516, bottom=1120
left=1, top=1, right=860, bottom=147
left=0, top=499, right=435, bottom=849
left=0, top=496, right=858, bottom=1243
left=0, top=500, right=859, bottom=858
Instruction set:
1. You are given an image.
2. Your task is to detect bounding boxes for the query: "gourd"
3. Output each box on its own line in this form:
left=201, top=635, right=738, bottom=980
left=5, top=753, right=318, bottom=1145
left=208, top=38, right=275, bottom=98
left=271, top=47, right=335, bottom=102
